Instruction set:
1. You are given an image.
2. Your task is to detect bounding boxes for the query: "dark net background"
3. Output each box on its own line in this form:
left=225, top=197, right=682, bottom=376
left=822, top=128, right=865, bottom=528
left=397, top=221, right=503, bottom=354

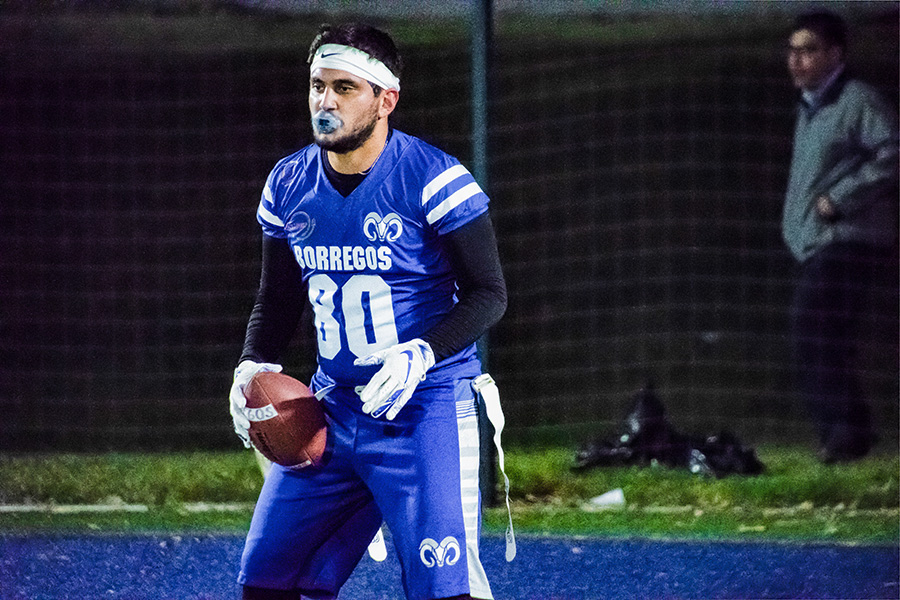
left=0, top=7, right=897, bottom=451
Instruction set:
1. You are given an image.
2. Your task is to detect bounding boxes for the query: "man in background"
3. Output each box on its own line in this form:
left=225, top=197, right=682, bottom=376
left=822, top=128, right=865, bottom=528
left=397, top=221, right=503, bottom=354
left=782, top=10, right=898, bottom=463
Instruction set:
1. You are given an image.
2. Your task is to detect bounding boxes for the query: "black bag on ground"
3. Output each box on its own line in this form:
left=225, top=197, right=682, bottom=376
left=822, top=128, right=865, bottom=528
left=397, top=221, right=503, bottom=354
left=573, top=385, right=764, bottom=478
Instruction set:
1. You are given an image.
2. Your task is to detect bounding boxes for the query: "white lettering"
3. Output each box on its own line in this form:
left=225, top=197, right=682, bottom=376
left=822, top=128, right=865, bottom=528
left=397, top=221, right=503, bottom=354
left=352, top=246, right=366, bottom=270
left=329, top=246, right=342, bottom=270
left=246, top=404, right=278, bottom=422
left=343, top=246, right=353, bottom=272
left=303, top=246, right=316, bottom=269
left=365, top=247, right=378, bottom=270
left=293, top=246, right=305, bottom=268
left=377, top=247, right=392, bottom=270
left=316, top=246, right=329, bottom=270
left=297, top=246, right=394, bottom=272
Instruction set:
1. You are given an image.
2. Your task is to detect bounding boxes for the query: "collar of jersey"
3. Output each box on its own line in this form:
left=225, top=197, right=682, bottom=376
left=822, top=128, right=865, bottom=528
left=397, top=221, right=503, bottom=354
left=317, top=128, right=401, bottom=200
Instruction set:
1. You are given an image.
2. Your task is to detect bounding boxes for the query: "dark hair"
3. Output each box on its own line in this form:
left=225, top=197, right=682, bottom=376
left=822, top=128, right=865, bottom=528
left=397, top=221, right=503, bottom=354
left=307, top=22, right=403, bottom=82
left=791, top=11, right=848, bottom=52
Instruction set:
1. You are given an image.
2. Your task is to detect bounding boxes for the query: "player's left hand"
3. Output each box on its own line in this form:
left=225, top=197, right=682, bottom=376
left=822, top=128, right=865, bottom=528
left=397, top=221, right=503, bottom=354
left=354, top=339, right=435, bottom=420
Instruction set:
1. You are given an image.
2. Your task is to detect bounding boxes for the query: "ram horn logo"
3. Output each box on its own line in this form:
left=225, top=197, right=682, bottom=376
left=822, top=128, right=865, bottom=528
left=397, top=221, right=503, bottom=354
left=418, top=536, right=461, bottom=568
left=363, top=212, right=403, bottom=242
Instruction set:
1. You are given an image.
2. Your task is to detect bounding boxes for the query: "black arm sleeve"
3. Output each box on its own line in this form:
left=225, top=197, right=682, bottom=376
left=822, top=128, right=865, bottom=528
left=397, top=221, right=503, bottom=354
left=420, top=212, right=508, bottom=362
left=239, top=234, right=306, bottom=364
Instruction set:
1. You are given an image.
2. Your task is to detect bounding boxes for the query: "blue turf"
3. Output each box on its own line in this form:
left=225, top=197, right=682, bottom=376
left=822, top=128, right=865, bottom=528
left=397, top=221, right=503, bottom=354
left=1, top=533, right=897, bottom=599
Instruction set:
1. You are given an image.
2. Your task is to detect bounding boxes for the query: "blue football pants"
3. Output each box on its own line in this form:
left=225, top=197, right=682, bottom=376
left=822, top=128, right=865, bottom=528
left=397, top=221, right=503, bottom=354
left=238, top=377, right=492, bottom=600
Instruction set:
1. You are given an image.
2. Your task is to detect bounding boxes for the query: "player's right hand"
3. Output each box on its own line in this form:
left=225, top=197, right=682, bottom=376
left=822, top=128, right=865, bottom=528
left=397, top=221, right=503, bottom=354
left=229, top=360, right=283, bottom=448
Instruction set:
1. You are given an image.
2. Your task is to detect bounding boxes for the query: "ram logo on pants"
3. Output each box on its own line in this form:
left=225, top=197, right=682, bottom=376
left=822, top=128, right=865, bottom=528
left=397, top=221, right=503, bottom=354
left=418, top=536, right=461, bottom=568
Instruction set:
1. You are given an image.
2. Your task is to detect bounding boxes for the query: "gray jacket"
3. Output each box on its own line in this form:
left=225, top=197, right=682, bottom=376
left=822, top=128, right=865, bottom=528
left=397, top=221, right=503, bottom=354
left=782, top=71, right=899, bottom=262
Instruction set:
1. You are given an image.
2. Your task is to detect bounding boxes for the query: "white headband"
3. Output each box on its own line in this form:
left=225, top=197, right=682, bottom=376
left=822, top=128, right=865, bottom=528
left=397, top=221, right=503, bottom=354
left=311, top=43, right=400, bottom=91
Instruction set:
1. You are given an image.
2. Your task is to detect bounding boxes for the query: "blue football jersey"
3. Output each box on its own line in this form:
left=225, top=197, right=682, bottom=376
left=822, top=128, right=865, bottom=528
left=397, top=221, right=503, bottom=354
left=257, top=130, right=488, bottom=387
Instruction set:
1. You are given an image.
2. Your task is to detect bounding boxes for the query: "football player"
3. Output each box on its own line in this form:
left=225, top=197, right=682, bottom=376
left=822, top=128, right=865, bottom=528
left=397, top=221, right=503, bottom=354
left=229, top=22, right=508, bottom=600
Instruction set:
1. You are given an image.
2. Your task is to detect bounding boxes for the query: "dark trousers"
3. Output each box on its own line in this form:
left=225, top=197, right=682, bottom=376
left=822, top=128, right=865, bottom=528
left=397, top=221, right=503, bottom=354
left=790, top=242, right=891, bottom=454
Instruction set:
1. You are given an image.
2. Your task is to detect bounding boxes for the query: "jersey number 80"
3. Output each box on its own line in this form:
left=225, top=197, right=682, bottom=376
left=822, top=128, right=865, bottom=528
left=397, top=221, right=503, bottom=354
left=308, top=274, right=399, bottom=360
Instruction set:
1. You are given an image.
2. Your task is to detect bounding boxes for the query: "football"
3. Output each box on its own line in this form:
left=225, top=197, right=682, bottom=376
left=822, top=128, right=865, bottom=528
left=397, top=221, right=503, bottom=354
left=243, top=371, right=327, bottom=469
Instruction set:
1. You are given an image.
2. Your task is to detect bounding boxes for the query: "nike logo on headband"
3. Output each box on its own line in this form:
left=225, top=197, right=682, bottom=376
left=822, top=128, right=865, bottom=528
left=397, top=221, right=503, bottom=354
left=311, top=43, right=400, bottom=91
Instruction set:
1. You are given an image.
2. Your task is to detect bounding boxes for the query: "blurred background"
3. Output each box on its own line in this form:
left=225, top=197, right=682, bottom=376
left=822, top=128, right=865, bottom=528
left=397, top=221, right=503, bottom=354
left=0, top=0, right=897, bottom=452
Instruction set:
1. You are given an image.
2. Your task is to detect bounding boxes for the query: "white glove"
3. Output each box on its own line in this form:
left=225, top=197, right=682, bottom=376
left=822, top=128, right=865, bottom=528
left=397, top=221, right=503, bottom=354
left=354, top=339, right=435, bottom=420
left=229, top=360, right=282, bottom=447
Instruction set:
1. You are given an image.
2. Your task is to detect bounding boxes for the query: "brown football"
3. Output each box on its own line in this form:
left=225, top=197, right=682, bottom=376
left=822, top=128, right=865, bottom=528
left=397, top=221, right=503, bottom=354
left=244, top=371, right=327, bottom=469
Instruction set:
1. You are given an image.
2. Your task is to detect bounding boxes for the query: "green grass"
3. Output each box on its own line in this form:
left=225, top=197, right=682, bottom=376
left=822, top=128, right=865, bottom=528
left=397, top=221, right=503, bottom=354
left=493, top=445, right=899, bottom=544
left=0, top=446, right=896, bottom=544
left=506, top=446, right=899, bottom=510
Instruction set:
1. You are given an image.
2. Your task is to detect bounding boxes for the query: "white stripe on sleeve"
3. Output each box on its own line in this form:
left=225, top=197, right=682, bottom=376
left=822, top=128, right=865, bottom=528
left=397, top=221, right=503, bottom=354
left=425, top=181, right=483, bottom=225
left=421, top=164, right=469, bottom=206
left=258, top=202, right=284, bottom=228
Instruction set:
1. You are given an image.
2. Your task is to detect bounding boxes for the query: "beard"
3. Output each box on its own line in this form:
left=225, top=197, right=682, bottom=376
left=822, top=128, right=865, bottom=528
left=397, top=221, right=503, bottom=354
left=313, top=107, right=379, bottom=154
